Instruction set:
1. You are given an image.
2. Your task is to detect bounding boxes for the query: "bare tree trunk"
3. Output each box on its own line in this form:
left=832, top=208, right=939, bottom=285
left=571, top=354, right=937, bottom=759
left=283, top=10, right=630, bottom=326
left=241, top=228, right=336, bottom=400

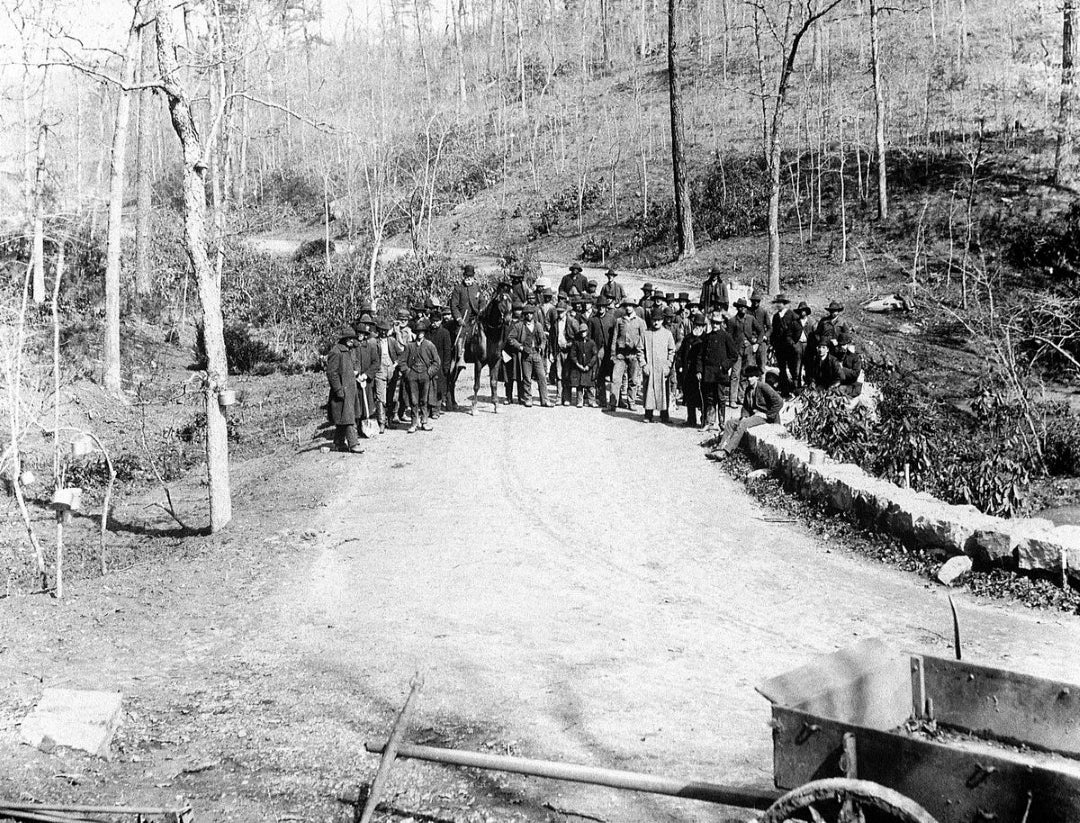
left=454, top=0, right=469, bottom=104
left=515, top=0, right=525, bottom=112
left=32, top=125, right=47, bottom=305
left=668, top=0, right=696, bottom=258
left=1057, top=0, right=1079, bottom=186
left=154, top=1, right=232, bottom=531
left=134, top=20, right=156, bottom=298
left=103, top=13, right=142, bottom=395
left=869, top=0, right=888, bottom=217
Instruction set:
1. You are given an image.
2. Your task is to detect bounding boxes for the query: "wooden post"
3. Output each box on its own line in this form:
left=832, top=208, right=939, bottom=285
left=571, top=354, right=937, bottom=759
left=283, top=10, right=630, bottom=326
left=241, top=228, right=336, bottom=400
left=358, top=674, right=424, bottom=823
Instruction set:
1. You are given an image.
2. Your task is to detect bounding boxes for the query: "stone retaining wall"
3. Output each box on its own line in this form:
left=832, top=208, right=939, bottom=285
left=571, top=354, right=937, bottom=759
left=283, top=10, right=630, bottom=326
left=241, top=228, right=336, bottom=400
left=742, top=424, right=1080, bottom=585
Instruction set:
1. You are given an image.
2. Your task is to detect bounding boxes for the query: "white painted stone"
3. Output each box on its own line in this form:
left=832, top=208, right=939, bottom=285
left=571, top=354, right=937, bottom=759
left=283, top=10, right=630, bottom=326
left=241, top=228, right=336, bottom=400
left=20, top=689, right=123, bottom=758
left=937, top=555, right=973, bottom=586
left=747, top=468, right=771, bottom=481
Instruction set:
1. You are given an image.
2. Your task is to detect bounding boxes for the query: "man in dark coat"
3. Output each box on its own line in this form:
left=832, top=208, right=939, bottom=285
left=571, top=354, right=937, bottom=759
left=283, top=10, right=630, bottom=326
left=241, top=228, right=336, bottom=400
left=810, top=340, right=850, bottom=390
left=428, top=309, right=455, bottom=414
left=510, top=272, right=530, bottom=306
left=400, top=318, right=441, bottom=433
left=700, top=265, right=729, bottom=312
left=815, top=300, right=850, bottom=353
left=695, top=308, right=739, bottom=431
left=325, top=326, right=364, bottom=453
left=716, top=365, right=784, bottom=456
left=726, top=298, right=764, bottom=408
left=449, top=265, right=481, bottom=379
left=549, top=300, right=577, bottom=404
left=559, top=263, right=588, bottom=297
left=354, top=324, right=380, bottom=429
left=568, top=325, right=599, bottom=407
left=589, top=296, right=617, bottom=407
left=769, top=294, right=802, bottom=396
left=609, top=298, right=647, bottom=410
left=506, top=306, right=551, bottom=407
left=675, top=312, right=708, bottom=427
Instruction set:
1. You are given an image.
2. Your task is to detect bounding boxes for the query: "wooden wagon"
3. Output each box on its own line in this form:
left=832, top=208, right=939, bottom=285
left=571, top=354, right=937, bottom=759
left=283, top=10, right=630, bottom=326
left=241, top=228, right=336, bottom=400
left=365, top=640, right=1080, bottom=823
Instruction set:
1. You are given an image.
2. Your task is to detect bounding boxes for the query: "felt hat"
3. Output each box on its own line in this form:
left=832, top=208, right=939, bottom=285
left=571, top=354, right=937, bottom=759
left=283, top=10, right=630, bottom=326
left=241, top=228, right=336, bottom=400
left=556, top=300, right=570, bottom=311
left=570, top=263, right=583, bottom=272
left=360, top=312, right=374, bottom=324
left=691, top=312, right=707, bottom=326
left=522, top=306, right=535, bottom=316
left=511, top=271, right=524, bottom=279
left=750, top=290, right=764, bottom=302
left=352, top=321, right=369, bottom=335
left=586, top=279, right=598, bottom=289
left=596, top=296, right=611, bottom=307
left=662, top=306, right=675, bottom=319
left=795, top=301, right=813, bottom=316
left=622, top=297, right=637, bottom=307
left=734, top=298, right=748, bottom=309
left=337, top=326, right=357, bottom=341
left=665, top=292, right=675, bottom=301
left=772, top=293, right=791, bottom=304
left=376, top=318, right=393, bottom=332
left=605, top=268, right=618, bottom=277
left=462, top=264, right=476, bottom=277
left=535, top=276, right=551, bottom=290
left=413, top=318, right=431, bottom=332
left=543, top=287, right=555, bottom=297
left=743, top=364, right=763, bottom=377
left=837, top=329, right=854, bottom=346
left=828, top=300, right=844, bottom=312
left=576, top=324, right=588, bottom=335
left=359, top=300, right=375, bottom=313
left=511, top=301, right=525, bottom=312
left=708, top=265, right=723, bottom=276
left=650, top=309, right=664, bottom=322
left=396, top=308, right=412, bottom=320
left=642, top=282, right=654, bottom=292
left=709, top=307, right=725, bottom=319
left=678, top=292, right=690, bottom=301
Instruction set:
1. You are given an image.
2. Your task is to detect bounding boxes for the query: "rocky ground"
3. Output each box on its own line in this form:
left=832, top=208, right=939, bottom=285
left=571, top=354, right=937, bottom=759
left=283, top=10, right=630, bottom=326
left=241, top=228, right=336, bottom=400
left=1, top=367, right=1079, bottom=823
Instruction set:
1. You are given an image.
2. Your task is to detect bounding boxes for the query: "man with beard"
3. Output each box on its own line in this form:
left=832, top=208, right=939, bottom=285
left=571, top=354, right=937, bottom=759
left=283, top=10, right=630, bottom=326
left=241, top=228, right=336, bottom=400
left=696, top=308, right=739, bottom=431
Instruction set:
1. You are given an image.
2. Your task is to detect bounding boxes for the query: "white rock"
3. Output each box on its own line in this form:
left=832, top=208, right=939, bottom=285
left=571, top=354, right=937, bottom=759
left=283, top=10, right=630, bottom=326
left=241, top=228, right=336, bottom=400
left=937, top=555, right=973, bottom=586
left=21, top=689, right=123, bottom=759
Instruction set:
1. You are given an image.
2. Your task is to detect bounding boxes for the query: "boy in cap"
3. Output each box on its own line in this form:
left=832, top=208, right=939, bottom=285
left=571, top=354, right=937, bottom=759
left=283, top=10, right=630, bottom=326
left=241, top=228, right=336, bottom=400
left=568, top=324, right=599, bottom=407
left=715, top=365, right=784, bottom=456
left=400, top=318, right=441, bottom=433
left=642, top=308, right=676, bottom=422
left=675, top=312, right=708, bottom=427
left=326, top=326, right=364, bottom=453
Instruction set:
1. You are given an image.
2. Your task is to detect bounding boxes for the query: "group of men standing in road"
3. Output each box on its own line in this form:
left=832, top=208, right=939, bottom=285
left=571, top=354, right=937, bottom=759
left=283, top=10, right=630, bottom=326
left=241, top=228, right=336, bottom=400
left=325, top=262, right=866, bottom=456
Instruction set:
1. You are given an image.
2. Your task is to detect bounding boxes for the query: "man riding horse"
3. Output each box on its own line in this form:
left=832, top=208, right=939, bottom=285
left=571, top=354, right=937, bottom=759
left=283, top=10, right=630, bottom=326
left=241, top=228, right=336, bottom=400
left=466, top=278, right=514, bottom=414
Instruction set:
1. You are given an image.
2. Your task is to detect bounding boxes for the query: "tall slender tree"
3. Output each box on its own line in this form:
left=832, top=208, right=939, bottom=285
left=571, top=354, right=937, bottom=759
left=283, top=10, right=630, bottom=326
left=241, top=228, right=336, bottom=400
left=668, top=0, right=695, bottom=258
left=869, top=0, right=888, bottom=218
left=1057, top=0, right=1079, bottom=186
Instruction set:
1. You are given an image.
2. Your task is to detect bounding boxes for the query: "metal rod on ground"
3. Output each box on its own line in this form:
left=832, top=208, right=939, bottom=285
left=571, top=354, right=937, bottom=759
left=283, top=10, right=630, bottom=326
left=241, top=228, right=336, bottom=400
left=948, top=595, right=963, bottom=661
left=364, top=741, right=780, bottom=810
left=0, top=802, right=192, bottom=817
left=357, top=673, right=424, bottom=823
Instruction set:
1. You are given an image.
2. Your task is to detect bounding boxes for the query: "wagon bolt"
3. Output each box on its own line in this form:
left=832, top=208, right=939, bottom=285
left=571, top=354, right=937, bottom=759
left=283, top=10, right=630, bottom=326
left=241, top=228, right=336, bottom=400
left=795, top=722, right=821, bottom=744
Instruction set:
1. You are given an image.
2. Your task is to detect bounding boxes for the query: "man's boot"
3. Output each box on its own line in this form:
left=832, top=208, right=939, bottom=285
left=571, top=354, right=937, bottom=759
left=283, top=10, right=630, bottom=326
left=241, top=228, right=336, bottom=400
left=407, top=409, right=419, bottom=434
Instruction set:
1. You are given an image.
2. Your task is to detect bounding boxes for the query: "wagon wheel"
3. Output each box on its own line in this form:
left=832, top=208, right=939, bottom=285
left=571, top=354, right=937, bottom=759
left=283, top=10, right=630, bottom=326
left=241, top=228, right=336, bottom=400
left=756, top=778, right=940, bottom=823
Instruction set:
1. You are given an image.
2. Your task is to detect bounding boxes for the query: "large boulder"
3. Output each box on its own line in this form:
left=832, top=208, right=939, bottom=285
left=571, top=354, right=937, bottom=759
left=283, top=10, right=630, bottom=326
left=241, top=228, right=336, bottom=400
left=1015, top=518, right=1065, bottom=571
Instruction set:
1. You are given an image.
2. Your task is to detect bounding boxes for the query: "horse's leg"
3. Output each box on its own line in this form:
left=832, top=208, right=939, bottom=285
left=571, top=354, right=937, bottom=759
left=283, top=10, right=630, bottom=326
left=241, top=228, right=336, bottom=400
left=490, top=362, right=499, bottom=413
left=471, top=363, right=480, bottom=415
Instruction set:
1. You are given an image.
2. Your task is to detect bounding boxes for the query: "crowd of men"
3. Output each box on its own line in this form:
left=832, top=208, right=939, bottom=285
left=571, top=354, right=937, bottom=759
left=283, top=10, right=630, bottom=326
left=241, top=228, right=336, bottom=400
left=325, top=263, right=865, bottom=456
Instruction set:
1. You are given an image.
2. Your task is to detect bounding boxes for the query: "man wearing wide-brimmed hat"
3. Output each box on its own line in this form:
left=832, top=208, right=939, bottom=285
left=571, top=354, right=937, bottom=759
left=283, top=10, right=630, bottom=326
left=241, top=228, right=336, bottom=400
left=701, top=265, right=729, bottom=313
left=589, top=296, right=617, bottom=404
left=696, top=307, right=739, bottom=431
left=510, top=270, right=530, bottom=306
left=726, top=297, right=764, bottom=409
left=815, top=300, right=849, bottom=353
left=373, top=317, right=402, bottom=433
left=506, top=304, right=551, bottom=407
left=675, top=312, right=708, bottom=427
left=609, top=297, right=647, bottom=411
left=549, top=299, right=577, bottom=404
left=401, top=317, right=441, bottom=432
left=769, top=293, right=799, bottom=395
left=642, top=308, right=676, bottom=422
left=559, top=262, right=589, bottom=297
left=325, top=326, right=365, bottom=453
left=599, top=268, right=626, bottom=306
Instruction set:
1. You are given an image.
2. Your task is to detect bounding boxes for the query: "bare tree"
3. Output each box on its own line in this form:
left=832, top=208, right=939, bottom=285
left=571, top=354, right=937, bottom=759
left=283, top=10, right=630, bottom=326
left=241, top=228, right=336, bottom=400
left=153, top=0, right=233, bottom=531
left=1057, top=0, right=1079, bottom=186
left=756, top=0, right=842, bottom=294
left=134, top=20, right=157, bottom=297
left=869, top=0, right=888, bottom=218
left=103, top=10, right=142, bottom=394
left=668, top=0, right=696, bottom=258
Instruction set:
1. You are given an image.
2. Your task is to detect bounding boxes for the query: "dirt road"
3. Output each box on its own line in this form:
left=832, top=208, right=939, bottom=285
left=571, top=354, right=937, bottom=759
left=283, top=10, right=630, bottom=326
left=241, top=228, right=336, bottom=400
left=2, top=383, right=1079, bottom=822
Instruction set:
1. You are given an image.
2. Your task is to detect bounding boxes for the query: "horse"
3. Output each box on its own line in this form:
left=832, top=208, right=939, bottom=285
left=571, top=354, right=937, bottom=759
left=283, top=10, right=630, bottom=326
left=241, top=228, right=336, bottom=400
left=466, top=291, right=513, bottom=414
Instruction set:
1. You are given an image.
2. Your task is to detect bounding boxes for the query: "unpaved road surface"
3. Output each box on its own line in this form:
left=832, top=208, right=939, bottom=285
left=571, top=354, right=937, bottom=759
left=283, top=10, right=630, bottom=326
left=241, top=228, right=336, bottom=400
left=2, top=383, right=1079, bottom=822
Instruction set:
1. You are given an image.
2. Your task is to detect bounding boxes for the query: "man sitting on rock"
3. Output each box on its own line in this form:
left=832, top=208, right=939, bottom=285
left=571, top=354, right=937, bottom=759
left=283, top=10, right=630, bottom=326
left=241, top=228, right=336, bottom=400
left=714, top=365, right=784, bottom=457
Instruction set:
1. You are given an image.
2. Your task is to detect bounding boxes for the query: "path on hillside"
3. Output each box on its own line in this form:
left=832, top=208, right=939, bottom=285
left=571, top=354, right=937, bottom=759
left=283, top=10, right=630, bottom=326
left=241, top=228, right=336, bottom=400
left=2, top=376, right=1079, bottom=823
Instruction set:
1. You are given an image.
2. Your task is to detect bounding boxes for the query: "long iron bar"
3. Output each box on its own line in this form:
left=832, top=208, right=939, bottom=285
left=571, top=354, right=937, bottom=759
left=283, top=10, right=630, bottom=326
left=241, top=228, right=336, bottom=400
left=365, top=741, right=781, bottom=810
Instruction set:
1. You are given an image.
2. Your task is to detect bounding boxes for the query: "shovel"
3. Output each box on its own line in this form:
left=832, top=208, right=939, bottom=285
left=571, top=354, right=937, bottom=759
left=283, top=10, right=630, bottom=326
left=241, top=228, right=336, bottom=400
left=358, top=378, right=379, bottom=438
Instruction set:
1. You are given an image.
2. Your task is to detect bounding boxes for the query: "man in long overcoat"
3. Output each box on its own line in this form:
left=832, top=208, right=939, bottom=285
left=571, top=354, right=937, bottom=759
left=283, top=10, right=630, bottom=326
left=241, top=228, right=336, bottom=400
left=325, top=327, right=364, bottom=453
left=675, top=312, right=708, bottom=427
left=700, top=265, right=729, bottom=312
left=589, top=297, right=617, bottom=408
left=642, top=309, right=676, bottom=422
left=506, top=306, right=551, bottom=407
